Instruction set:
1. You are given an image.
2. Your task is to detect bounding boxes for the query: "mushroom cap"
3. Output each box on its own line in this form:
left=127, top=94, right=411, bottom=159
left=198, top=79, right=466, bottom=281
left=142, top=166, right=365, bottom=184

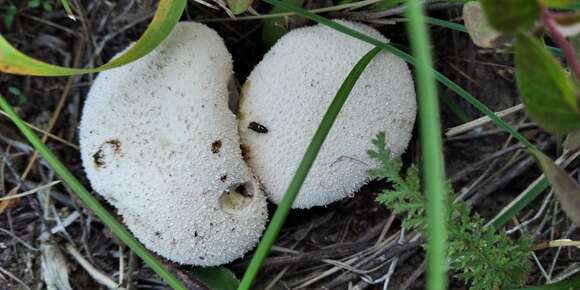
left=80, top=22, right=267, bottom=266
left=239, top=20, right=416, bottom=209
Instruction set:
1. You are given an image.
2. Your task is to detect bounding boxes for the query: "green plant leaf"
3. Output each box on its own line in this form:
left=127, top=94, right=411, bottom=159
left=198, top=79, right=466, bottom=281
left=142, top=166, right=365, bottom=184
left=515, top=33, right=580, bottom=133
left=238, top=47, right=383, bottom=290
left=261, top=0, right=304, bottom=46
left=0, top=94, right=192, bottom=289
left=191, top=267, right=239, bottom=290
left=0, top=0, right=187, bottom=76
left=480, top=0, right=540, bottom=34
left=529, top=149, right=580, bottom=225
left=227, top=0, right=252, bottom=14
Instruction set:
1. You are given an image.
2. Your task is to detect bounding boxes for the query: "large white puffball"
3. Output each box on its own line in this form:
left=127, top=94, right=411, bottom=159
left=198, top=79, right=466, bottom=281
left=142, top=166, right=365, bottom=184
left=239, top=20, right=416, bottom=209
left=80, top=22, right=267, bottom=266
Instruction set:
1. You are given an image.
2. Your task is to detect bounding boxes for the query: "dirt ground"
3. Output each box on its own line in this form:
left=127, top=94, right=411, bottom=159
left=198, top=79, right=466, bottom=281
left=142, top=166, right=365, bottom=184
left=0, top=1, right=576, bottom=289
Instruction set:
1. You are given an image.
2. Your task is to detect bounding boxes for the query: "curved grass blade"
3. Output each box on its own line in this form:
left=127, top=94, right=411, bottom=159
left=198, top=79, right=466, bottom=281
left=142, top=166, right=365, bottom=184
left=261, top=0, right=536, bottom=150
left=59, top=0, right=75, bottom=19
left=489, top=175, right=550, bottom=228
left=237, top=47, right=382, bottom=290
left=405, top=1, right=447, bottom=289
left=0, top=95, right=188, bottom=290
left=426, top=16, right=468, bottom=33
left=424, top=17, right=564, bottom=57
left=0, top=0, right=187, bottom=76
left=509, top=274, right=580, bottom=289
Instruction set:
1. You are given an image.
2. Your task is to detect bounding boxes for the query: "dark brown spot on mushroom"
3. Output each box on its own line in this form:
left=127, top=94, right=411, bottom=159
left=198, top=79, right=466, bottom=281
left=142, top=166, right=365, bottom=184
left=105, top=139, right=122, bottom=154
left=220, top=175, right=227, bottom=182
left=93, top=149, right=105, bottom=168
left=154, top=231, right=161, bottom=238
left=93, top=139, right=123, bottom=169
left=248, top=121, right=268, bottom=133
left=211, top=139, right=222, bottom=154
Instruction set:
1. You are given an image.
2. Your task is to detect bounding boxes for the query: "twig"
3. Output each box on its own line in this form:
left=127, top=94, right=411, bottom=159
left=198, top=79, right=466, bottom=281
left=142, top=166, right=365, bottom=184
left=0, top=227, right=38, bottom=251
left=50, top=210, right=80, bottom=234
left=125, top=250, right=137, bottom=290
left=0, top=111, right=79, bottom=150
left=400, top=260, right=426, bottom=290
left=445, top=104, right=524, bottom=137
left=0, top=267, right=32, bottom=290
left=0, top=180, right=61, bottom=201
left=449, top=144, right=522, bottom=183
left=66, top=244, right=127, bottom=290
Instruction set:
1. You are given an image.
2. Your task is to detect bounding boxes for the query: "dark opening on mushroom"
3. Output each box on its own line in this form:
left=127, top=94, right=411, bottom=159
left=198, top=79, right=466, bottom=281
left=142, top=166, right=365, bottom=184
left=218, top=182, right=254, bottom=214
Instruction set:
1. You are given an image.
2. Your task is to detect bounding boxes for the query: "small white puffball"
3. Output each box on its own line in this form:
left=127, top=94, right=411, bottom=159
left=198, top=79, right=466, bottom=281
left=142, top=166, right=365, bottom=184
left=239, top=20, right=416, bottom=209
left=79, top=22, right=267, bottom=266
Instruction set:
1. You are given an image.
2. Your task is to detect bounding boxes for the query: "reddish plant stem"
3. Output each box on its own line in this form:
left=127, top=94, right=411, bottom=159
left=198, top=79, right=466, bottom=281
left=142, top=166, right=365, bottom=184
left=541, top=8, right=580, bottom=79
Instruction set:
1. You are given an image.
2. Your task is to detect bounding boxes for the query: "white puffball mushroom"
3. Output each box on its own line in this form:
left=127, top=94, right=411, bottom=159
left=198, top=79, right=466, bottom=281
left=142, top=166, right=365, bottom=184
left=80, top=22, right=267, bottom=266
left=239, top=20, right=416, bottom=209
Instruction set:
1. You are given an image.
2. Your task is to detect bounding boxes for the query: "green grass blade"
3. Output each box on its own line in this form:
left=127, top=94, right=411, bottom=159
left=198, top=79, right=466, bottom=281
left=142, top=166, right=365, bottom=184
left=237, top=47, right=382, bottom=290
left=0, top=95, right=188, bottom=290
left=509, top=274, right=580, bottom=289
left=489, top=175, right=550, bottom=228
left=262, top=0, right=536, bottom=150
left=424, top=16, right=564, bottom=57
left=426, top=16, right=468, bottom=32
left=0, top=0, right=186, bottom=76
left=406, top=1, right=447, bottom=289
left=59, top=0, right=75, bottom=19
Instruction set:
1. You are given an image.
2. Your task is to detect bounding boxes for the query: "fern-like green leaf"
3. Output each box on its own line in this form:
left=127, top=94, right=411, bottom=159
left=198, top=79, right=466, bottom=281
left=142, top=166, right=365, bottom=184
left=368, top=132, right=531, bottom=290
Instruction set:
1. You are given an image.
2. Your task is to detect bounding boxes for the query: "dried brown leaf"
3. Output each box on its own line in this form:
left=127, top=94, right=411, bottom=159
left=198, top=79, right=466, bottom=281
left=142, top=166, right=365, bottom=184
left=0, top=187, right=21, bottom=214
left=530, top=149, right=580, bottom=224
